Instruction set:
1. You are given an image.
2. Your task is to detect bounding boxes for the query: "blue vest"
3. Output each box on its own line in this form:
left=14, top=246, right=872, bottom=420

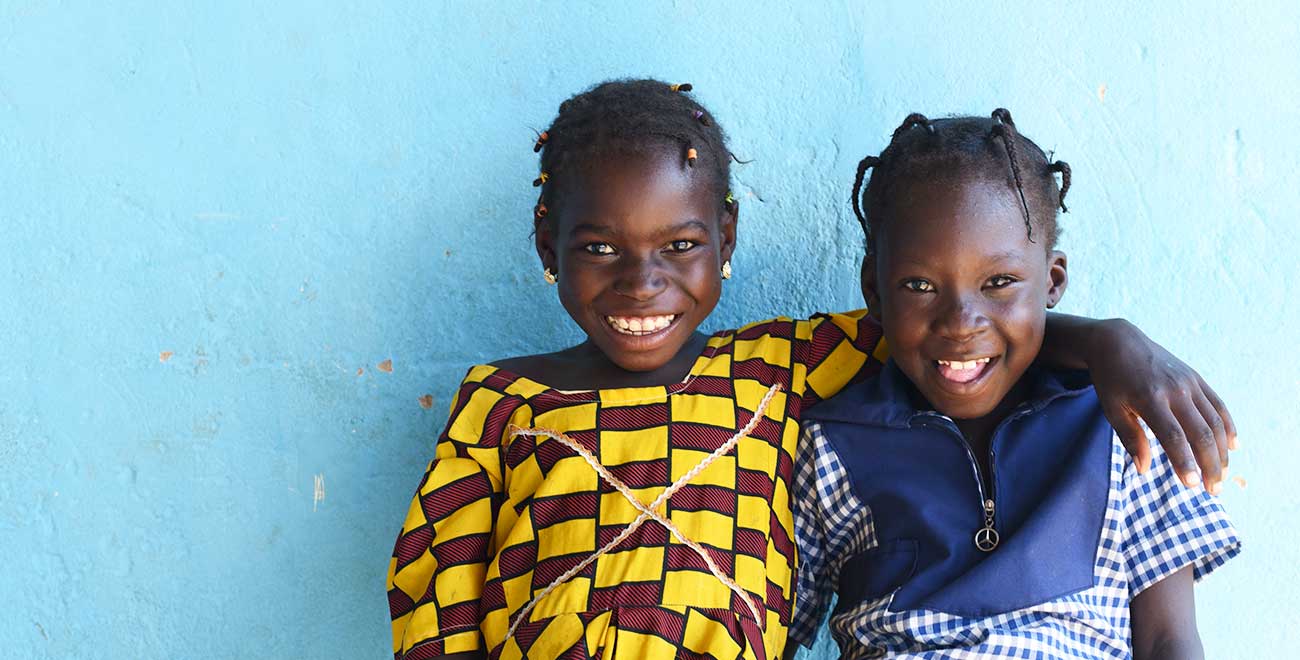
left=803, top=362, right=1113, bottom=618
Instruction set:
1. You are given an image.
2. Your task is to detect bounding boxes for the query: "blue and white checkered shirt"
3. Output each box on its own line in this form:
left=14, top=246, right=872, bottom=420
left=791, top=422, right=1240, bottom=659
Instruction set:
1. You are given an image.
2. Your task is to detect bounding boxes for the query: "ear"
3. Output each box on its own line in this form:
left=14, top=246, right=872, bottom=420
left=718, top=199, right=739, bottom=264
left=1045, top=250, right=1068, bottom=308
left=535, top=219, right=558, bottom=274
left=860, top=254, right=883, bottom=320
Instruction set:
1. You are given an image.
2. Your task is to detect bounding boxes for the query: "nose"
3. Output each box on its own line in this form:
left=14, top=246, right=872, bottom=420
left=611, top=253, right=667, bottom=301
left=933, top=290, right=991, bottom=342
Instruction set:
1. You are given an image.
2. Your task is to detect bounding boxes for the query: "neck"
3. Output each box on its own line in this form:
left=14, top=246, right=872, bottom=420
left=555, top=331, right=711, bottom=390
left=951, top=376, right=1032, bottom=451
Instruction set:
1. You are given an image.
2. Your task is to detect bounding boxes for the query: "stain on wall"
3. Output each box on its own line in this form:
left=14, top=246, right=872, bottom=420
left=1, top=2, right=1296, bottom=658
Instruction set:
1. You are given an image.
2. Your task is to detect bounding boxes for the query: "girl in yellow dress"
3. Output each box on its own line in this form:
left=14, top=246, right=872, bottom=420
left=386, top=80, right=1234, bottom=660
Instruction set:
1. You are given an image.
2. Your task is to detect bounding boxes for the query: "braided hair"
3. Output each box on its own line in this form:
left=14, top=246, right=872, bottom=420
left=531, top=79, right=735, bottom=225
left=851, top=109, right=1072, bottom=257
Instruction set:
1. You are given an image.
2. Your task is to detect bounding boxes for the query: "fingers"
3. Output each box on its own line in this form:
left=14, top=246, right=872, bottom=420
left=1199, top=376, right=1238, bottom=451
left=1101, top=399, right=1151, bottom=474
left=1169, top=396, right=1224, bottom=494
left=1192, top=388, right=1229, bottom=470
left=1138, top=403, right=1203, bottom=489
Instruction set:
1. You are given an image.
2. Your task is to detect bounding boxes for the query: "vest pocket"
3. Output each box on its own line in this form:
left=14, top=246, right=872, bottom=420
left=833, top=538, right=918, bottom=613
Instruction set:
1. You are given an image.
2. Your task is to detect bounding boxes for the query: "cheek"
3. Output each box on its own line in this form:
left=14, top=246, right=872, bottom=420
left=996, top=296, right=1048, bottom=346
left=878, top=294, right=930, bottom=344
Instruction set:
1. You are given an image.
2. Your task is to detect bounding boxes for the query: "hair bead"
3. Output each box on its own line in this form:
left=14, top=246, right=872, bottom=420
left=533, top=172, right=550, bottom=187
left=670, top=83, right=693, bottom=92
left=533, top=131, right=549, bottom=153
left=686, top=147, right=698, bottom=167
left=534, top=202, right=548, bottom=220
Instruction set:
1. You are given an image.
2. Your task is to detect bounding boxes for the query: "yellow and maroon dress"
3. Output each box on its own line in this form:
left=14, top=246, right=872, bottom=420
left=387, top=311, right=884, bottom=660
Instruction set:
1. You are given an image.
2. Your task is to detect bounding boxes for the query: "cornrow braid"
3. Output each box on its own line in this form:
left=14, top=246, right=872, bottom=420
left=851, top=155, right=881, bottom=231
left=893, top=113, right=937, bottom=139
left=530, top=79, right=734, bottom=227
left=853, top=108, right=1072, bottom=256
left=1050, top=160, right=1072, bottom=212
left=990, top=108, right=1035, bottom=241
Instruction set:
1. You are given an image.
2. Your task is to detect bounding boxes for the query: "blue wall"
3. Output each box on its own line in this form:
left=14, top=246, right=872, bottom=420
left=2, top=2, right=1296, bottom=657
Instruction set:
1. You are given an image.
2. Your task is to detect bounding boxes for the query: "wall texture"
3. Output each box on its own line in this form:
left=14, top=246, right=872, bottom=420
left=2, top=2, right=1296, bottom=657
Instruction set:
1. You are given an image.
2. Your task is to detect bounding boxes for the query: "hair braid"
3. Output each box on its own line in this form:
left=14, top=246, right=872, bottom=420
left=531, top=79, right=734, bottom=229
left=990, top=109, right=1035, bottom=242
left=851, top=155, right=881, bottom=231
left=852, top=107, right=1069, bottom=256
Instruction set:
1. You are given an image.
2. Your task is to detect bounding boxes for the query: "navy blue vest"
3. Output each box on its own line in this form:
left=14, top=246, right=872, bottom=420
left=803, top=362, right=1113, bottom=618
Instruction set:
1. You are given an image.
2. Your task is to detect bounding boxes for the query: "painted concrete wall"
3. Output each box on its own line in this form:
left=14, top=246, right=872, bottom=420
left=2, top=2, right=1296, bottom=657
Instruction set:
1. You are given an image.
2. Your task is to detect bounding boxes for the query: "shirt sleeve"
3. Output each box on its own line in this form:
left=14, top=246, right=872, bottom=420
left=790, top=422, right=876, bottom=649
left=796, top=310, right=886, bottom=409
left=386, top=370, right=522, bottom=659
left=1120, top=432, right=1241, bottom=597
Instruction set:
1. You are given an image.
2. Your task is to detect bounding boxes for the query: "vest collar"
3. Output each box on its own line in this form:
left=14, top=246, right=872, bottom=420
left=804, top=359, right=1094, bottom=429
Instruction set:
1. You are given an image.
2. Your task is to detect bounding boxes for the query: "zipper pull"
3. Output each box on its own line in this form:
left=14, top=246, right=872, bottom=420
left=974, top=499, right=999, bottom=552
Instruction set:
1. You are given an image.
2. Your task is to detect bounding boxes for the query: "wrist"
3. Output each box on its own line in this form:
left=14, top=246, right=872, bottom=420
left=1087, top=317, right=1139, bottom=366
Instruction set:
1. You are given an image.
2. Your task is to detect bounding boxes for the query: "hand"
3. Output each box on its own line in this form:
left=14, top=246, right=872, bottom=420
left=1087, top=319, right=1236, bottom=494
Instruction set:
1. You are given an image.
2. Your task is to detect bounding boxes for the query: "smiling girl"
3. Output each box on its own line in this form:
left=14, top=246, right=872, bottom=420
left=792, top=110, right=1239, bottom=659
left=387, top=83, right=1233, bottom=660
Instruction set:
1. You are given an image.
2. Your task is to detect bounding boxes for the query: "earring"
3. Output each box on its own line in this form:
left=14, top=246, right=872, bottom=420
left=543, top=268, right=558, bottom=285
left=721, top=261, right=732, bottom=280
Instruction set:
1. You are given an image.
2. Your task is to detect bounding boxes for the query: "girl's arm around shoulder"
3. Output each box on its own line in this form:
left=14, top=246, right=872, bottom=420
left=1130, top=566, right=1202, bottom=660
left=1040, top=313, right=1236, bottom=494
left=789, top=310, right=884, bottom=406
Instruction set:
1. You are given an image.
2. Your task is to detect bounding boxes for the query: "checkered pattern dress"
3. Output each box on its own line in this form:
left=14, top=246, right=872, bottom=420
left=388, top=312, right=883, bottom=660
left=791, top=422, right=1241, bottom=659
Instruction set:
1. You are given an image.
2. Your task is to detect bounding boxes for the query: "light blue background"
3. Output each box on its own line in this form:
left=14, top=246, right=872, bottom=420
left=2, top=2, right=1296, bottom=658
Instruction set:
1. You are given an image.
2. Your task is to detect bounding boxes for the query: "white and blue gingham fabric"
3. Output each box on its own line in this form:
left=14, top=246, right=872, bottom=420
left=791, top=423, right=1240, bottom=659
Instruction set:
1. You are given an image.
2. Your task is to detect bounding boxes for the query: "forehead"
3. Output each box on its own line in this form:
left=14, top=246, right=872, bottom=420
left=555, top=147, right=719, bottom=232
left=878, top=175, right=1038, bottom=262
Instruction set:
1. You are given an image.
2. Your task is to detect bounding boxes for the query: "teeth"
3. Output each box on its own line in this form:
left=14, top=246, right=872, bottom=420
left=605, top=315, right=677, bottom=335
left=938, top=357, right=992, bottom=370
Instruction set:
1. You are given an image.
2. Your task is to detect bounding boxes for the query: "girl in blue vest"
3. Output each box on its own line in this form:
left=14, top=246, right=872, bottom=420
left=790, top=110, right=1240, bottom=659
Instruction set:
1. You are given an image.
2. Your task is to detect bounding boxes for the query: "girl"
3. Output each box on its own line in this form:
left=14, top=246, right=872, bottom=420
left=791, top=110, right=1239, bottom=659
left=387, top=81, right=1233, bottom=660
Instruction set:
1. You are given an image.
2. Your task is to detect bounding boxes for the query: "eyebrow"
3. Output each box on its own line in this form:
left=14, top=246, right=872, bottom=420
left=569, top=219, right=710, bottom=236
left=891, top=250, right=1026, bottom=269
left=569, top=223, right=615, bottom=236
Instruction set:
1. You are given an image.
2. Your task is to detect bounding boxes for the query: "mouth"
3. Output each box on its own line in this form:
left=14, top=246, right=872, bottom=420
left=604, top=314, right=679, bottom=337
left=933, top=356, right=999, bottom=387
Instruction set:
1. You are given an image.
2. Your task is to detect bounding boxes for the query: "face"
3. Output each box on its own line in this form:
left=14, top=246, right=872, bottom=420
left=862, top=175, right=1067, bottom=419
left=536, top=148, right=736, bottom=372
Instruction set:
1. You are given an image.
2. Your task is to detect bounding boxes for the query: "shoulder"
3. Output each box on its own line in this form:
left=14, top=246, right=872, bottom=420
left=731, top=309, right=874, bottom=341
left=439, top=364, right=547, bottom=444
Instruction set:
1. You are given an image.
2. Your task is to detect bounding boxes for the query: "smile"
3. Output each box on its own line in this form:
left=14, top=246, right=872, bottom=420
left=605, top=314, right=678, bottom=336
left=935, top=356, right=996, bottom=384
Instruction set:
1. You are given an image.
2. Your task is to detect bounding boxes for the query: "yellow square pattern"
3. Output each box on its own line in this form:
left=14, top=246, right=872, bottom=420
left=386, top=311, right=885, bottom=659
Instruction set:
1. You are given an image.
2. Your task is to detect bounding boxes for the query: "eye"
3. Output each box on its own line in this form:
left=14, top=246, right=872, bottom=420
left=986, top=274, right=1019, bottom=289
left=902, top=279, right=935, bottom=293
left=584, top=242, right=616, bottom=256
left=666, top=239, right=697, bottom=253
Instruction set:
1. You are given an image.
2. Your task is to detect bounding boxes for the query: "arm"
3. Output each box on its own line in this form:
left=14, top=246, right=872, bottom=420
left=389, top=370, right=515, bottom=660
left=1041, top=313, right=1236, bottom=493
left=1130, top=566, right=1202, bottom=660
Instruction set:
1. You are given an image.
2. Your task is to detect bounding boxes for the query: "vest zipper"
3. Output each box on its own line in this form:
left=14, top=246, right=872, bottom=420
left=916, top=406, right=1037, bottom=553
left=916, top=412, right=999, bottom=552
